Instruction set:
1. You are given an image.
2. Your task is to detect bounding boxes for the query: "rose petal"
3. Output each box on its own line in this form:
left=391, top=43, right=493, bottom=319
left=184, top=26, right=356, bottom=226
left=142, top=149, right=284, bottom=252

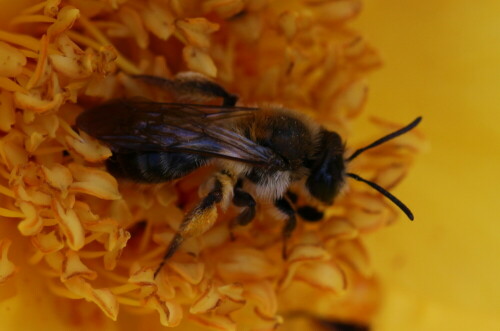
left=0, top=130, right=28, bottom=169
left=44, top=0, right=61, bottom=17
left=294, top=261, right=347, bottom=293
left=42, top=164, right=73, bottom=194
left=64, top=277, right=119, bottom=321
left=32, top=230, right=64, bottom=254
left=141, top=2, right=175, bottom=40
left=68, top=163, right=121, bottom=200
left=61, top=250, right=97, bottom=280
left=216, top=247, right=278, bottom=282
left=14, top=91, right=63, bottom=113
left=320, top=218, right=359, bottom=243
left=0, top=90, right=15, bottom=132
left=0, top=41, right=26, bottom=77
left=335, top=240, right=372, bottom=277
left=190, top=282, right=221, bottom=314
left=0, top=239, right=17, bottom=283
left=47, top=6, right=80, bottom=40
left=53, top=199, right=85, bottom=250
left=14, top=185, right=52, bottom=206
left=278, top=10, right=299, bottom=41
left=279, top=244, right=329, bottom=290
left=308, top=0, right=362, bottom=24
left=183, top=46, right=217, bottom=77
left=119, top=6, right=149, bottom=49
left=66, top=131, right=112, bottom=162
left=17, top=201, right=42, bottom=236
left=176, top=18, right=219, bottom=49
left=145, top=296, right=183, bottom=327
left=170, top=261, right=205, bottom=285
left=190, top=314, right=235, bottom=331
left=244, top=280, right=278, bottom=318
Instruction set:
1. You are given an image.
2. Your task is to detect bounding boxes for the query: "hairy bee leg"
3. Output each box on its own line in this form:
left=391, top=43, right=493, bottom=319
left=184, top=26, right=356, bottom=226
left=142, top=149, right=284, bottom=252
left=133, top=72, right=238, bottom=106
left=274, top=197, right=297, bottom=259
left=154, top=172, right=234, bottom=277
left=229, top=187, right=256, bottom=240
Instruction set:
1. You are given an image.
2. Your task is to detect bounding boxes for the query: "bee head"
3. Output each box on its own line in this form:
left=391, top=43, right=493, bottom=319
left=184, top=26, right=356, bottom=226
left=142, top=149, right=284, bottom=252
left=305, top=130, right=346, bottom=205
left=306, top=117, right=421, bottom=220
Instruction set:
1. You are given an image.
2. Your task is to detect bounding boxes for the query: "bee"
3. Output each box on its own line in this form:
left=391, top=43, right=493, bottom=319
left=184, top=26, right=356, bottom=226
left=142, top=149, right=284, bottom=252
left=76, top=73, right=421, bottom=276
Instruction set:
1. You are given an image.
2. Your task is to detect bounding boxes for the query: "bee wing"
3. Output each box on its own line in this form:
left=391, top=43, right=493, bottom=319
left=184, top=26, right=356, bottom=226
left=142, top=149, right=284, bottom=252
left=76, top=98, right=280, bottom=166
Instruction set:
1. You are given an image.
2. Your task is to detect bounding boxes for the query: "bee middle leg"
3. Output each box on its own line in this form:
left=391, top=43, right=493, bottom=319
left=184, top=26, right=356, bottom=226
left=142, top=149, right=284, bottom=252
left=154, top=171, right=235, bottom=277
left=133, top=72, right=238, bottom=106
left=286, top=190, right=324, bottom=222
left=229, top=184, right=256, bottom=239
left=274, top=197, right=297, bottom=259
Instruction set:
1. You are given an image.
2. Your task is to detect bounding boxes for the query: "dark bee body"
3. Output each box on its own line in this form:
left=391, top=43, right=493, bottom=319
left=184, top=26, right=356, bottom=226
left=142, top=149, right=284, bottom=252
left=76, top=74, right=420, bottom=276
left=106, top=151, right=207, bottom=183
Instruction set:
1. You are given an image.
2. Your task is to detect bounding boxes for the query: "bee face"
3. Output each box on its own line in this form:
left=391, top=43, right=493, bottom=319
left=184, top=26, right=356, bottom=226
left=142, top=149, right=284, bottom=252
left=305, top=130, right=346, bottom=204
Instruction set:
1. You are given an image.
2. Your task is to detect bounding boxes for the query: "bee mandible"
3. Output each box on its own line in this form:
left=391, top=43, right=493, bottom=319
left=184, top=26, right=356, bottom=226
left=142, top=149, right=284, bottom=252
left=76, top=73, right=421, bottom=276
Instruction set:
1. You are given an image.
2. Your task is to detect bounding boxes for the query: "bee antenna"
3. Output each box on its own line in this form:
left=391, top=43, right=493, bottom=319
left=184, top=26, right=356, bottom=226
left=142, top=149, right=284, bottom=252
left=346, top=172, right=414, bottom=220
left=347, top=117, right=422, bottom=162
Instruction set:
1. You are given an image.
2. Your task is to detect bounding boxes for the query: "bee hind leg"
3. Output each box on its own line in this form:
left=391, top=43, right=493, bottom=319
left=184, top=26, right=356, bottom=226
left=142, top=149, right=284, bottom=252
left=274, top=197, right=297, bottom=259
left=229, top=184, right=256, bottom=240
left=133, top=72, right=238, bottom=106
left=154, top=171, right=235, bottom=277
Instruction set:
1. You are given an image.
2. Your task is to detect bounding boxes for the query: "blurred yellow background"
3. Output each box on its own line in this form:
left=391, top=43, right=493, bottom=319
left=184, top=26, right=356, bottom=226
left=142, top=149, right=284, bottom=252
left=354, top=1, right=500, bottom=330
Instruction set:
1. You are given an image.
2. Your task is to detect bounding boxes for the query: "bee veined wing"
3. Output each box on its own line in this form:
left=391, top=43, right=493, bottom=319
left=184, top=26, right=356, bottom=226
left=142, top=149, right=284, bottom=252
left=76, top=98, right=281, bottom=166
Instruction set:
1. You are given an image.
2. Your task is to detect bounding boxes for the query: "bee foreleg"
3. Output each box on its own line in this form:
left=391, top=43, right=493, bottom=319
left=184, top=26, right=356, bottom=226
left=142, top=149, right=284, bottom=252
left=133, top=72, right=238, bottom=106
left=274, top=197, right=297, bottom=259
left=297, top=206, right=324, bottom=222
left=229, top=186, right=256, bottom=240
left=286, top=190, right=324, bottom=222
left=154, top=171, right=235, bottom=277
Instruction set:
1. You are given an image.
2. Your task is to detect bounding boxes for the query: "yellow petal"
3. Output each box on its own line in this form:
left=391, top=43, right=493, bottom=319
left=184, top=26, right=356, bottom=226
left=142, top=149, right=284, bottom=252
left=190, top=314, right=235, bottom=331
left=64, top=277, right=119, bottom=321
left=183, top=46, right=217, bottom=77
left=53, top=199, right=85, bottom=250
left=47, top=6, right=80, bottom=40
left=0, top=41, right=26, bottom=77
left=41, top=164, right=73, bottom=194
left=190, top=282, right=221, bottom=314
left=32, top=230, right=64, bottom=254
left=65, top=130, right=112, bottom=162
left=294, top=261, right=347, bottom=293
left=141, top=2, right=175, bottom=40
left=0, top=239, right=17, bottom=283
left=14, top=91, right=64, bottom=113
left=216, top=247, right=278, bottom=282
left=244, top=280, right=278, bottom=318
left=68, top=163, right=121, bottom=200
left=61, top=250, right=97, bottom=281
left=17, top=201, right=42, bottom=236
left=176, top=18, right=219, bottom=49
left=145, top=296, right=183, bottom=327
left=0, top=90, right=15, bottom=132
left=169, top=261, right=205, bottom=285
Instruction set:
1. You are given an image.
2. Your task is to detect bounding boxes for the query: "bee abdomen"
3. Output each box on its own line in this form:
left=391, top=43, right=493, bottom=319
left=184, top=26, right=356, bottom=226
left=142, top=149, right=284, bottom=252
left=106, top=152, right=207, bottom=183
